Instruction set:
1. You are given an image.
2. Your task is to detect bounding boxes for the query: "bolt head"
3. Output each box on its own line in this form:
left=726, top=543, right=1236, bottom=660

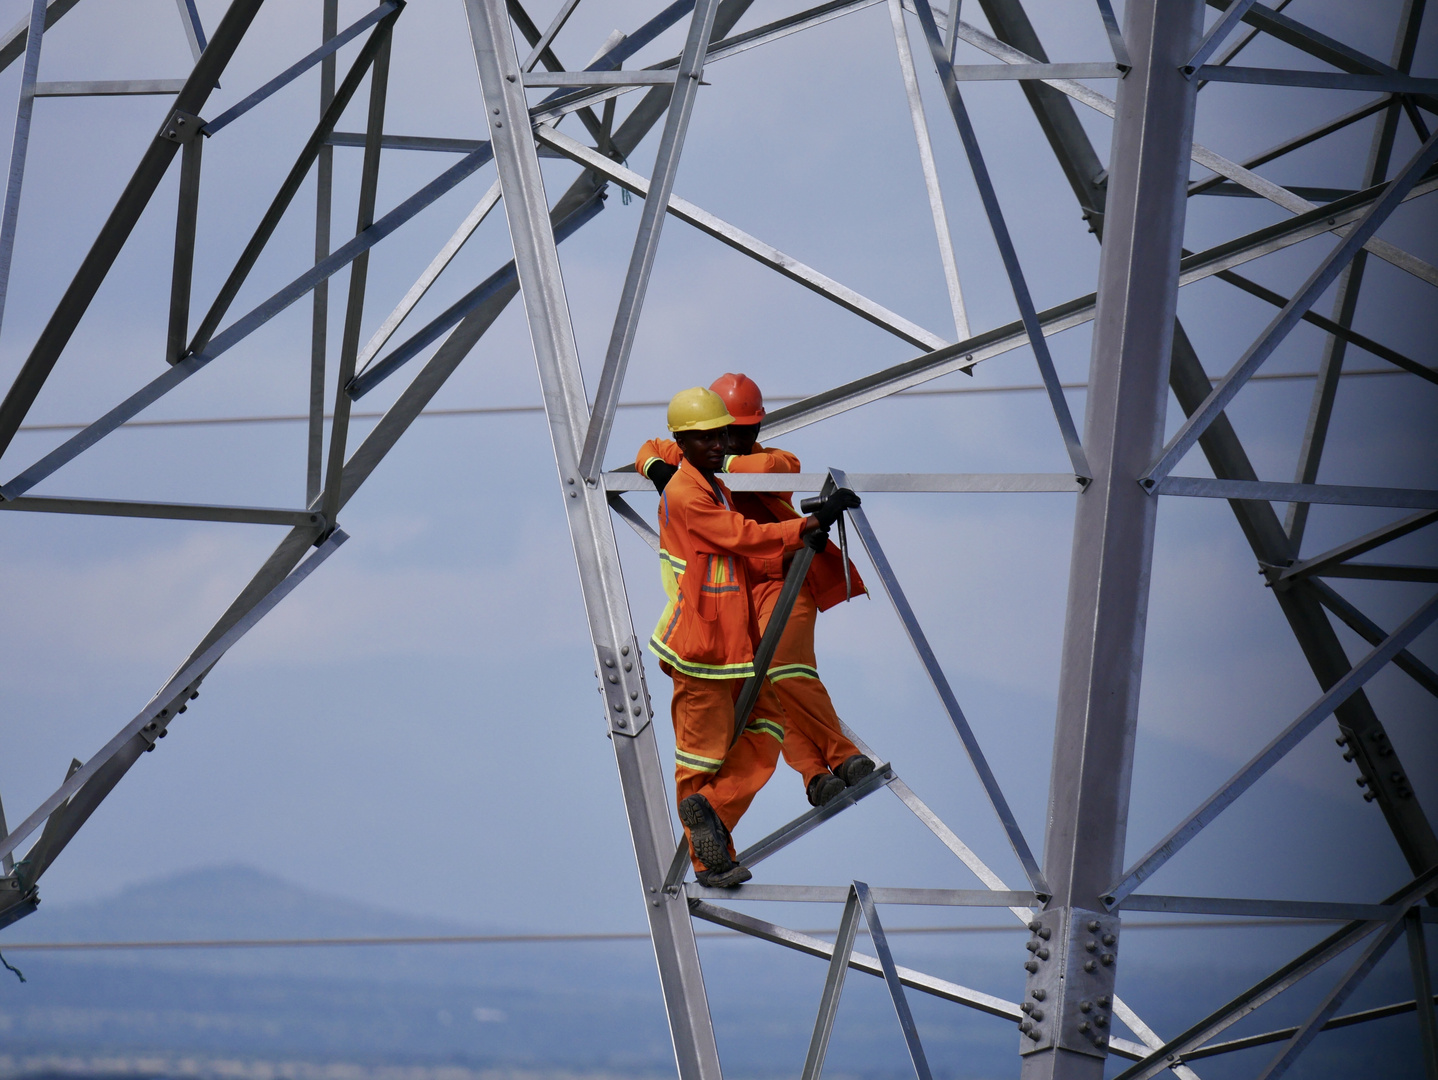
left=1102, top=933, right=1115, bottom=946
left=1084, top=960, right=1096, bottom=973
left=1031, top=989, right=1045, bottom=1001
left=1088, top=919, right=1101, bottom=932
left=1024, top=961, right=1038, bottom=973
left=1080, top=1001, right=1091, bottom=1013
left=1101, top=953, right=1114, bottom=966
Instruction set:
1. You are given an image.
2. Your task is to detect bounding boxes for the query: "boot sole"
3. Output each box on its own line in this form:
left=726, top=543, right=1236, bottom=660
left=679, top=795, right=734, bottom=873
left=837, top=754, right=875, bottom=787
left=696, top=864, right=752, bottom=888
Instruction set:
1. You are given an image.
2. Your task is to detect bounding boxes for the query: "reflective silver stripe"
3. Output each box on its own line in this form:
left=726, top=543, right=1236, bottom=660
left=675, top=749, right=723, bottom=773
left=769, top=663, right=819, bottom=682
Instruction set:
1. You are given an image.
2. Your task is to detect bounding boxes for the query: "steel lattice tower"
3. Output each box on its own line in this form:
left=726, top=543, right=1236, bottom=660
left=0, top=1, right=1434, bottom=1078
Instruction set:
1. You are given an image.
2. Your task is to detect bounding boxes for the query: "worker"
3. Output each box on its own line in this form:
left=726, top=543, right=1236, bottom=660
left=639, top=374, right=875, bottom=811
left=646, top=386, right=859, bottom=888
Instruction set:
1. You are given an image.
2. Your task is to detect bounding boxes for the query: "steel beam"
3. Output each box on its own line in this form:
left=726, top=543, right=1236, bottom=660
left=310, top=0, right=338, bottom=505
left=0, top=0, right=48, bottom=340
left=0, top=0, right=265, bottom=460
left=1024, top=3, right=1202, bottom=1077
left=463, top=1, right=720, bottom=1075
left=166, top=134, right=202, bottom=365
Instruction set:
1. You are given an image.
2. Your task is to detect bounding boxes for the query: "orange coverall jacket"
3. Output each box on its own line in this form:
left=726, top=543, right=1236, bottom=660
left=646, top=457, right=808, bottom=679
left=638, top=439, right=866, bottom=610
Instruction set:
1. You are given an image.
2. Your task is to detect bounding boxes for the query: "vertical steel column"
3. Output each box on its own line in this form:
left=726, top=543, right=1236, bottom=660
left=462, top=3, right=721, bottom=1079
left=309, top=0, right=338, bottom=506
left=0, top=0, right=45, bottom=339
left=1023, top=2, right=1201, bottom=1077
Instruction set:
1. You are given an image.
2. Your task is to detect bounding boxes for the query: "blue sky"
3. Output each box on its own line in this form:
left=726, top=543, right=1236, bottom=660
left=0, top=0, right=1433, bottom=998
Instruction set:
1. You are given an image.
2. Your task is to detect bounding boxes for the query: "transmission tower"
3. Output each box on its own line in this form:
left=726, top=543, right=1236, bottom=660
left=0, top=1, right=1434, bottom=1078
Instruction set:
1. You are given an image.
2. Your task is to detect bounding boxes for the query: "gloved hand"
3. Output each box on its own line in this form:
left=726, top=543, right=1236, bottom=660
left=646, top=459, right=679, bottom=493
left=804, top=525, right=831, bottom=552
left=810, top=487, right=860, bottom=529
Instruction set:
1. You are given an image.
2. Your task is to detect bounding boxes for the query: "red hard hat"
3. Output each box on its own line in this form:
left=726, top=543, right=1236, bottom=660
left=709, top=372, right=765, bottom=425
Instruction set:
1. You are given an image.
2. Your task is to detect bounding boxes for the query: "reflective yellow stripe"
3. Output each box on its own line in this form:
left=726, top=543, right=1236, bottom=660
left=642, top=456, right=665, bottom=477
left=746, top=718, right=785, bottom=743
left=648, top=636, right=756, bottom=679
left=722, top=454, right=738, bottom=472
left=675, top=749, right=723, bottom=773
left=769, top=663, right=819, bottom=682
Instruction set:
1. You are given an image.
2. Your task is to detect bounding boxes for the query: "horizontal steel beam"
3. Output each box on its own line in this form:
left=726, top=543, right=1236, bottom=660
left=33, top=79, right=187, bottom=96
left=0, top=495, right=323, bottom=526
left=1317, top=563, right=1438, bottom=583
left=1153, top=476, right=1438, bottom=510
left=1183, top=994, right=1438, bottom=1061
left=948, top=61, right=1120, bottom=79
left=1194, top=65, right=1438, bottom=95
left=685, top=884, right=1040, bottom=905
left=1121, top=894, right=1430, bottom=921
left=524, top=69, right=679, bottom=85
left=604, top=471, right=1082, bottom=492
left=1280, top=510, right=1438, bottom=582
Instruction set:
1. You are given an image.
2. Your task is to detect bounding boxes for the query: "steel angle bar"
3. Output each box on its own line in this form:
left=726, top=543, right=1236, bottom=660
left=0, top=0, right=262, bottom=459
left=908, top=0, right=1090, bottom=480
left=930, top=8, right=1438, bottom=287
left=1183, top=0, right=1257, bottom=73
left=1257, top=907, right=1413, bottom=1079
left=760, top=167, right=1437, bottom=441
left=347, top=190, right=603, bottom=399
left=352, top=179, right=501, bottom=380
left=0, top=530, right=347, bottom=865
left=1121, top=895, right=1402, bottom=921
left=1207, top=263, right=1438, bottom=386
left=1110, top=592, right=1438, bottom=906
left=830, top=466, right=1047, bottom=892
left=465, top=3, right=718, bottom=1076
left=1187, top=97, right=1390, bottom=196
left=802, top=887, right=861, bottom=1080
left=0, top=495, right=323, bottom=527
left=175, top=0, right=205, bottom=60
left=689, top=900, right=1152, bottom=1061
left=686, top=884, right=1039, bottom=905
left=947, top=62, right=1121, bottom=80
left=0, top=0, right=46, bottom=340
left=887, top=0, right=968, bottom=339
left=1192, top=183, right=1354, bottom=200
left=1316, top=564, right=1438, bottom=584
left=1310, top=580, right=1438, bottom=699
left=328, top=133, right=494, bottom=153
left=32, top=80, right=189, bottom=96
left=1153, top=477, right=1438, bottom=511
left=608, top=492, right=659, bottom=552
left=1409, top=910, right=1438, bottom=1079
left=201, top=1, right=400, bottom=136
left=854, top=881, right=934, bottom=1080
left=735, top=763, right=893, bottom=869
left=0, top=0, right=77, bottom=76
left=1093, top=0, right=1130, bottom=70
left=187, top=7, right=403, bottom=358
left=1194, top=0, right=1289, bottom=85
left=535, top=126, right=945, bottom=350
left=521, top=0, right=583, bottom=71
left=1186, top=995, right=1438, bottom=1061
left=1195, top=65, right=1438, bottom=95
left=320, top=26, right=391, bottom=526
left=311, top=0, right=338, bottom=506
left=577, top=0, right=721, bottom=481
left=167, top=135, right=202, bottom=365
left=524, top=70, right=679, bottom=86
left=1285, top=7, right=1424, bottom=554
left=1144, top=129, right=1438, bottom=489
left=527, top=0, right=885, bottom=125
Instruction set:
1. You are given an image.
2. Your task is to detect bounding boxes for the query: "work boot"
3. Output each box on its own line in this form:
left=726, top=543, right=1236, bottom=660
left=679, top=794, right=735, bottom=875
left=695, top=863, right=753, bottom=888
left=806, top=772, right=847, bottom=807
left=835, top=754, right=875, bottom=787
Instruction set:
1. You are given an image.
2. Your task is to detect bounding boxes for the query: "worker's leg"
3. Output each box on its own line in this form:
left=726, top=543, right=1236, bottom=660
left=668, top=667, right=783, bottom=870
left=763, top=584, right=863, bottom=779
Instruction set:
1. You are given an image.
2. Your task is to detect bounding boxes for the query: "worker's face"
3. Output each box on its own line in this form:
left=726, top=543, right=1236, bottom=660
left=726, top=423, right=760, bottom=456
left=676, top=427, right=729, bottom=473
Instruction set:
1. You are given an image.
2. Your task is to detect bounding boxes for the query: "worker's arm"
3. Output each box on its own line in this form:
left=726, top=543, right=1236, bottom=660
left=723, top=442, right=800, bottom=475
left=636, top=438, right=682, bottom=491
left=685, top=488, right=809, bottom=559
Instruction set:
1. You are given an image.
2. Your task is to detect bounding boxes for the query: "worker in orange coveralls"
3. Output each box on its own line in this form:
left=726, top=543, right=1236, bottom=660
left=638, top=374, right=876, bottom=812
left=646, top=386, right=860, bottom=887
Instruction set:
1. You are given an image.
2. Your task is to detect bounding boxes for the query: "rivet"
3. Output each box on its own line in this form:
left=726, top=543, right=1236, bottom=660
left=1030, top=1008, right=1043, bottom=1021
left=630, top=691, right=638, bottom=700
left=1094, top=1036, right=1107, bottom=1048
left=608, top=675, right=619, bottom=684
left=1087, top=920, right=1101, bottom=932
left=1024, top=961, right=1038, bottom=973
left=1018, top=1020, right=1030, bottom=1032
left=1036, top=948, right=1049, bottom=960
left=1031, top=989, right=1045, bottom=1001
left=649, top=886, right=657, bottom=893
left=623, top=662, right=632, bottom=671
left=1099, top=996, right=1111, bottom=1008
left=1094, top=1015, right=1108, bottom=1028
left=1078, top=1021, right=1090, bottom=1033
left=1028, top=1030, right=1040, bottom=1042
left=605, top=658, right=615, bottom=667
left=652, top=898, right=660, bottom=906
left=569, top=490, right=577, bottom=497
left=613, top=702, right=623, bottom=711
left=1100, top=953, right=1114, bottom=966
left=1020, top=1003, right=1032, bottom=1014
left=1038, top=927, right=1051, bottom=940
left=1027, top=920, right=1041, bottom=932
left=1080, top=1001, right=1092, bottom=1013
left=506, top=73, right=516, bottom=82
left=568, top=478, right=575, bottom=484
left=1084, top=960, right=1096, bottom=973
left=492, top=107, right=501, bottom=115
left=617, top=718, right=627, bottom=728
left=1085, top=940, right=1097, bottom=952
left=621, top=646, right=630, bottom=656
left=632, top=705, right=642, bottom=715
left=1026, top=941, right=1039, bottom=953
left=1102, top=933, right=1116, bottom=946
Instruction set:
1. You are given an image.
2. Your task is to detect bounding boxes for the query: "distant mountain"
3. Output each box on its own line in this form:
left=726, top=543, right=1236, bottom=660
left=0, top=866, right=1426, bottom=1080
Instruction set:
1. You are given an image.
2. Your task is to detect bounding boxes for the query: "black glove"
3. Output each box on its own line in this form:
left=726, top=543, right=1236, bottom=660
left=810, top=487, right=860, bottom=529
left=646, top=459, right=678, bottom=493
left=804, top=525, right=831, bottom=552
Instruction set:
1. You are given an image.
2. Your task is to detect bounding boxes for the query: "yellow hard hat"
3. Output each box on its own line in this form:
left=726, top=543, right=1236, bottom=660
left=667, top=387, right=734, bottom=432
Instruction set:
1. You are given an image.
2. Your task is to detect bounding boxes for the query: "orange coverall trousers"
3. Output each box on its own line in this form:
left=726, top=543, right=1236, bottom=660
left=756, top=580, right=862, bottom=786
left=664, top=662, right=787, bottom=870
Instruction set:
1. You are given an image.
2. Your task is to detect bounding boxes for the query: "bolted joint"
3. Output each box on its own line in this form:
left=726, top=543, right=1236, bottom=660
left=1021, top=907, right=1121, bottom=1059
left=159, top=109, right=205, bottom=144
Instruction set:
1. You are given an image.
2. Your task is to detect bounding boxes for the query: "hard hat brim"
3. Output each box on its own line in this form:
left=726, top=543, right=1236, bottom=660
left=670, top=411, right=734, bottom=432
left=726, top=410, right=764, bottom=425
